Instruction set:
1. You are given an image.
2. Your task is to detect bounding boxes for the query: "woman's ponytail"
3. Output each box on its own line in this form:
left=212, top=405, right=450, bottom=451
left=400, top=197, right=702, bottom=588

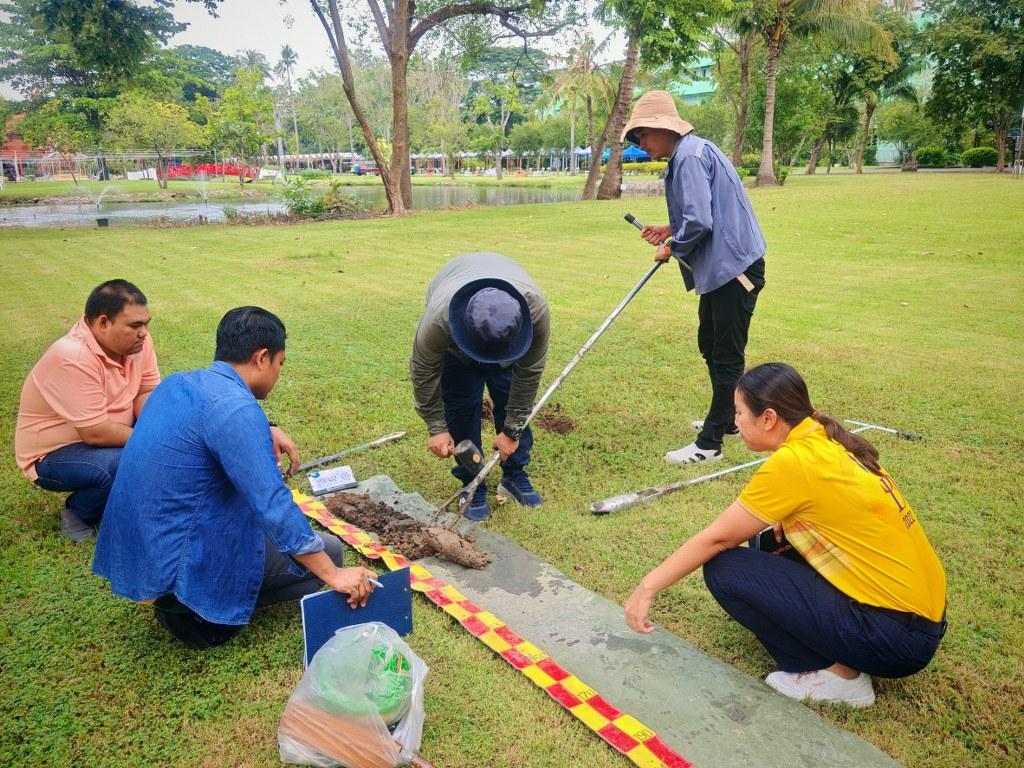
left=738, top=364, right=883, bottom=476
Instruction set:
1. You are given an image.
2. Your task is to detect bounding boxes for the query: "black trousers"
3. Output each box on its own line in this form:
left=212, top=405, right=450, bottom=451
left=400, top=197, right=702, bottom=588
left=154, top=532, right=345, bottom=649
left=695, top=259, right=765, bottom=450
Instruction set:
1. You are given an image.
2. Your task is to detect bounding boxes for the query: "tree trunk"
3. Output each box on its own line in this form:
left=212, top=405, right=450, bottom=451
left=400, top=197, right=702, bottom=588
left=389, top=1, right=414, bottom=210
left=597, top=143, right=624, bottom=199
left=586, top=94, right=595, bottom=152
left=855, top=98, right=876, bottom=174
left=583, top=35, right=638, bottom=200
left=731, top=35, right=754, bottom=167
left=993, top=109, right=1011, bottom=172
left=788, top=135, right=806, bottom=168
left=806, top=133, right=826, bottom=175
left=756, top=27, right=783, bottom=187
left=569, top=103, right=577, bottom=176
left=495, top=148, right=503, bottom=180
left=314, top=0, right=405, bottom=214
left=156, top=151, right=168, bottom=189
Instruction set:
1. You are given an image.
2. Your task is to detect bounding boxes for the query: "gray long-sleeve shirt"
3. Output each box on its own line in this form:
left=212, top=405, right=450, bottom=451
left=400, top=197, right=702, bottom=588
left=666, top=133, right=766, bottom=294
left=410, top=252, right=550, bottom=436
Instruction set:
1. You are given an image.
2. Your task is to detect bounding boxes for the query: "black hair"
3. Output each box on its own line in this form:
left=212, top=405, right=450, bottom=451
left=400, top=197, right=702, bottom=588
left=214, top=306, right=286, bottom=363
left=84, top=280, right=147, bottom=321
left=736, top=362, right=883, bottom=476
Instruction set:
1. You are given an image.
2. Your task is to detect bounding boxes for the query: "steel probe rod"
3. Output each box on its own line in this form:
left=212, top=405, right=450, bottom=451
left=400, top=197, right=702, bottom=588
left=590, top=421, right=921, bottom=514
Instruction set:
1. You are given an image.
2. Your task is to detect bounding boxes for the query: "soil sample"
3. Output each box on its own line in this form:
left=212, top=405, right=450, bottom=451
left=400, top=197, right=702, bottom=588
left=325, top=493, right=492, bottom=570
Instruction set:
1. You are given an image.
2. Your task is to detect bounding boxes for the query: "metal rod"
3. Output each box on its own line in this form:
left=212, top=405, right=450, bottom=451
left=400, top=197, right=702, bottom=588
left=590, top=421, right=921, bottom=514
left=439, top=258, right=667, bottom=525
left=295, top=431, right=407, bottom=473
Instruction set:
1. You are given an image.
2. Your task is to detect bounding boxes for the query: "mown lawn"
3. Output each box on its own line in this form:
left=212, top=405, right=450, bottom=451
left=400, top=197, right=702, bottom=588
left=1, top=172, right=1021, bottom=767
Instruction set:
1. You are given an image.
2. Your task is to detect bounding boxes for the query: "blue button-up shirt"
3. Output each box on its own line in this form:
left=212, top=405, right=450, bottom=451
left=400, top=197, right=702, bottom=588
left=665, top=133, right=766, bottom=295
left=93, top=361, right=324, bottom=626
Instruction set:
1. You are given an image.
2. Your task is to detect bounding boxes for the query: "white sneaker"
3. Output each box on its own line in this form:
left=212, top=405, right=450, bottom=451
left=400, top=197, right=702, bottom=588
left=691, top=420, right=740, bottom=437
left=664, top=442, right=723, bottom=464
left=765, top=670, right=875, bottom=708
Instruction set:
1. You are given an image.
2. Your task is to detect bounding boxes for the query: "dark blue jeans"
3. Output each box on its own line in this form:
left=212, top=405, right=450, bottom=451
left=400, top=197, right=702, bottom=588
left=441, top=351, right=533, bottom=484
left=34, top=442, right=122, bottom=524
left=703, top=547, right=944, bottom=678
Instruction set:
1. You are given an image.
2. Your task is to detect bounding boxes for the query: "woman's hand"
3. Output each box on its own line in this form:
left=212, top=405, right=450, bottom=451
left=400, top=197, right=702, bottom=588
left=625, top=581, right=658, bottom=634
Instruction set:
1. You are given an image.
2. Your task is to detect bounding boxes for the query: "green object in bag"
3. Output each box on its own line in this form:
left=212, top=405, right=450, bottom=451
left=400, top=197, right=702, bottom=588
left=315, top=643, right=414, bottom=726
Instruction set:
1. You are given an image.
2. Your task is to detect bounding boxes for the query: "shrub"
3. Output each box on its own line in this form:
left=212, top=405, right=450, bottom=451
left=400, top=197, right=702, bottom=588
left=946, top=151, right=962, bottom=168
left=298, top=168, right=331, bottom=179
left=281, top=177, right=324, bottom=216
left=740, top=153, right=760, bottom=174
left=735, top=167, right=749, bottom=179
left=961, top=146, right=998, bottom=168
left=915, top=146, right=947, bottom=168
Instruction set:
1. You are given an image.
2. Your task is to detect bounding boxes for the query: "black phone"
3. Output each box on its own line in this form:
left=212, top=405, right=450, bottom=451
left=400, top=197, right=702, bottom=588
left=750, top=526, right=787, bottom=553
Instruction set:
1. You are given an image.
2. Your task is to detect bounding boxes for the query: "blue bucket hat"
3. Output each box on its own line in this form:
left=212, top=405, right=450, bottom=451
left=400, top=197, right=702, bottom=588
left=449, top=278, right=533, bottom=364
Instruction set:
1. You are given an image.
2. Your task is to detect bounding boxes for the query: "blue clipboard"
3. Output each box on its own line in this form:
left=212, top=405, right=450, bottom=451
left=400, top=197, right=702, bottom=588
left=300, top=567, right=412, bottom=667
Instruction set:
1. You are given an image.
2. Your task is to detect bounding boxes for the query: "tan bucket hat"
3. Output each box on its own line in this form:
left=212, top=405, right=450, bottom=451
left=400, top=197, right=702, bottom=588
left=621, top=90, right=694, bottom=145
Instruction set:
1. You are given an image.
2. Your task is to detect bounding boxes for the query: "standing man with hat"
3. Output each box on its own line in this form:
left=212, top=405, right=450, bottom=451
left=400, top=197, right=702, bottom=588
left=622, top=90, right=766, bottom=465
left=411, top=252, right=550, bottom=521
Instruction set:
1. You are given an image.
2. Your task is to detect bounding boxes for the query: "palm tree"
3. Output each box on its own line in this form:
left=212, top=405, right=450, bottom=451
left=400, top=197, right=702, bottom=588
left=275, top=45, right=302, bottom=160
left=749, top=0, right=895, bottom=186
left=541, top=35, right=615, bottom=175
left=239, top=49, right=270, bottom=77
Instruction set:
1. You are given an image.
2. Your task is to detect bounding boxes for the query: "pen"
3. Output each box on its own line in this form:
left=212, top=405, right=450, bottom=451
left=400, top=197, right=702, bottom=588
left=367, top=576, right=384, bottom=589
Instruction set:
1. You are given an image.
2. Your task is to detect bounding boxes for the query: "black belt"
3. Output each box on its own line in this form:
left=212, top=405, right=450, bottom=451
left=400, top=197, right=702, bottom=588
left=858, top=602, right=948, bottom=638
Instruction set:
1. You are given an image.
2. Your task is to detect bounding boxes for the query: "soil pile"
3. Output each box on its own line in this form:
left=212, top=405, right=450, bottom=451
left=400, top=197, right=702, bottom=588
left=534, top=403, right=576, bottom=434
left=325, top=493, right=491, bottom=570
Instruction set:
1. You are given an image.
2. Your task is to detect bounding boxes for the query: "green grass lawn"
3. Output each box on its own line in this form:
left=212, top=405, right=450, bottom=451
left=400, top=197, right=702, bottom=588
left=1, top=173, right=1021, bottom=767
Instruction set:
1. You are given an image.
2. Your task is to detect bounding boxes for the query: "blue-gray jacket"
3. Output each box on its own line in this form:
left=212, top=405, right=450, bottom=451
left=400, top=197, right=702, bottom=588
left=666, top=133, right=766, bottom=294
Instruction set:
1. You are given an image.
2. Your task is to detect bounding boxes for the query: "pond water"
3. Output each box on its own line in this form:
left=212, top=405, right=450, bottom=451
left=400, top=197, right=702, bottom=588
left=0, top=182, right=658, bottom=228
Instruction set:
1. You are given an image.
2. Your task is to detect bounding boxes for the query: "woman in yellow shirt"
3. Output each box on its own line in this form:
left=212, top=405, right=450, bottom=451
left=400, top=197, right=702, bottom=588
left=625, top=363, right=946, bottom=707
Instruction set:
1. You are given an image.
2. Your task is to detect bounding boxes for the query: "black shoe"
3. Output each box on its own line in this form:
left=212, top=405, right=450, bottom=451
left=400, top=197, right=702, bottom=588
left=153, top=595, right=240, bottom=649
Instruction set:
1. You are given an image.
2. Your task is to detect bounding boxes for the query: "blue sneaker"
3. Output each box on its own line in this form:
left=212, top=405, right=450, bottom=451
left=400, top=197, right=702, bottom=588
left=498, top=471, right=543, bottom=507
left=459, top=482, right=491, bottom=521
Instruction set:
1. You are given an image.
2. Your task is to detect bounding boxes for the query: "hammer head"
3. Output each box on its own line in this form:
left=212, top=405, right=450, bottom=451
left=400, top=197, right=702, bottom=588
left=454, top=439, right=484, bottom=475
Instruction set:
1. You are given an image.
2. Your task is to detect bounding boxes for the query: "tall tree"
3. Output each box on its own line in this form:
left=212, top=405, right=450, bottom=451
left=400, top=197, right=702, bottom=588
left=925, top=0, right=1024, bottom=171
left=19, top=98, right=90, bottom=184
left=106, top=92, right=206, bottom=188
left=275, top=45, right=302, bottom=158
left=542, top=34, right=614, bottom=175
left=206, top=66, right=275, bottom=184
left=583, top=0, right=730, bottom=201
left=714, top=15, right=761, bottom=166
left=748, top=0, right=896, bottom=186
left=308, top=0, right=573, bottom=215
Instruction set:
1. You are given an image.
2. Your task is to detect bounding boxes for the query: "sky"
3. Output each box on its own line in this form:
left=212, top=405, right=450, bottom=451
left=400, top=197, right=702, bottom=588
left=0, top=0, right=623, bottom=100
left=169, top=0, right=624, bottom=82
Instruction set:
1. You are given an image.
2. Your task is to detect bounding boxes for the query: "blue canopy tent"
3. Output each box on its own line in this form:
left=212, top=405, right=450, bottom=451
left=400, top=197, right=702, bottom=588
left=601, top=145, right=651, bottom=162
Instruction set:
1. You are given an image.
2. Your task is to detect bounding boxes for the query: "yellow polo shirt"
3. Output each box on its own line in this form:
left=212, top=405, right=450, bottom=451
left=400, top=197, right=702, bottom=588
left=739, top=418, right=946, bottom=621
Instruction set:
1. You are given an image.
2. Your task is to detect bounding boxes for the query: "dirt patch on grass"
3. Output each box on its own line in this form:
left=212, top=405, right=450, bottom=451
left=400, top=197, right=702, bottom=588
left=325, top=493, right=491, bottom=570
left=534, top=403, right=576, bottom=434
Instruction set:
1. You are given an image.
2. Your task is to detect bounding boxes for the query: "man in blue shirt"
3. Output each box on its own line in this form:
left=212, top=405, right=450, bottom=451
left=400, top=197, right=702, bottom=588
left=93, top=307, right=376, bottom=649
left=621, top=90, right=767, bottom=465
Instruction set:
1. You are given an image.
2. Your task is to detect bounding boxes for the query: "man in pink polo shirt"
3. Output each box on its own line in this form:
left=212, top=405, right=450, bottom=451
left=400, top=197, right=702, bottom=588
left=15, top=280, right=160, bottom=542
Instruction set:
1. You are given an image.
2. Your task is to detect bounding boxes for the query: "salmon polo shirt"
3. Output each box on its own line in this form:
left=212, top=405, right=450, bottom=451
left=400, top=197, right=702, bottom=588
left=15, top=317, right=161, bottom=481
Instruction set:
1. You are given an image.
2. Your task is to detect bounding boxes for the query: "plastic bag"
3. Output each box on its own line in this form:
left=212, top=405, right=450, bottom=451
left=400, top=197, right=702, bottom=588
left=279, top=622, right=428, bottom=768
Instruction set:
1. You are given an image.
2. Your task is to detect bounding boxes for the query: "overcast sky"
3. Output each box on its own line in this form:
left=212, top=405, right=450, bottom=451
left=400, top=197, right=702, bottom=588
left=0, top=1, right=623, bottom=100
left=170, top=0, right=623, bottom=81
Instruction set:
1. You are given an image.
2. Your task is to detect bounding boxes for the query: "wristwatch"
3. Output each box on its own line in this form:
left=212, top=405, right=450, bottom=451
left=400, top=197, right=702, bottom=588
left=504, top=425, right=524, bottom=441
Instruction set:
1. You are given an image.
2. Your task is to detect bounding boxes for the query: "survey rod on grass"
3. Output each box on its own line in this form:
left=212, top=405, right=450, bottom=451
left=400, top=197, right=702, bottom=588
left=293, top=431, right=407, bottom=474
left=589, top=420, right=924, bottom=514
left=437, top=222, right=666, bottom=524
